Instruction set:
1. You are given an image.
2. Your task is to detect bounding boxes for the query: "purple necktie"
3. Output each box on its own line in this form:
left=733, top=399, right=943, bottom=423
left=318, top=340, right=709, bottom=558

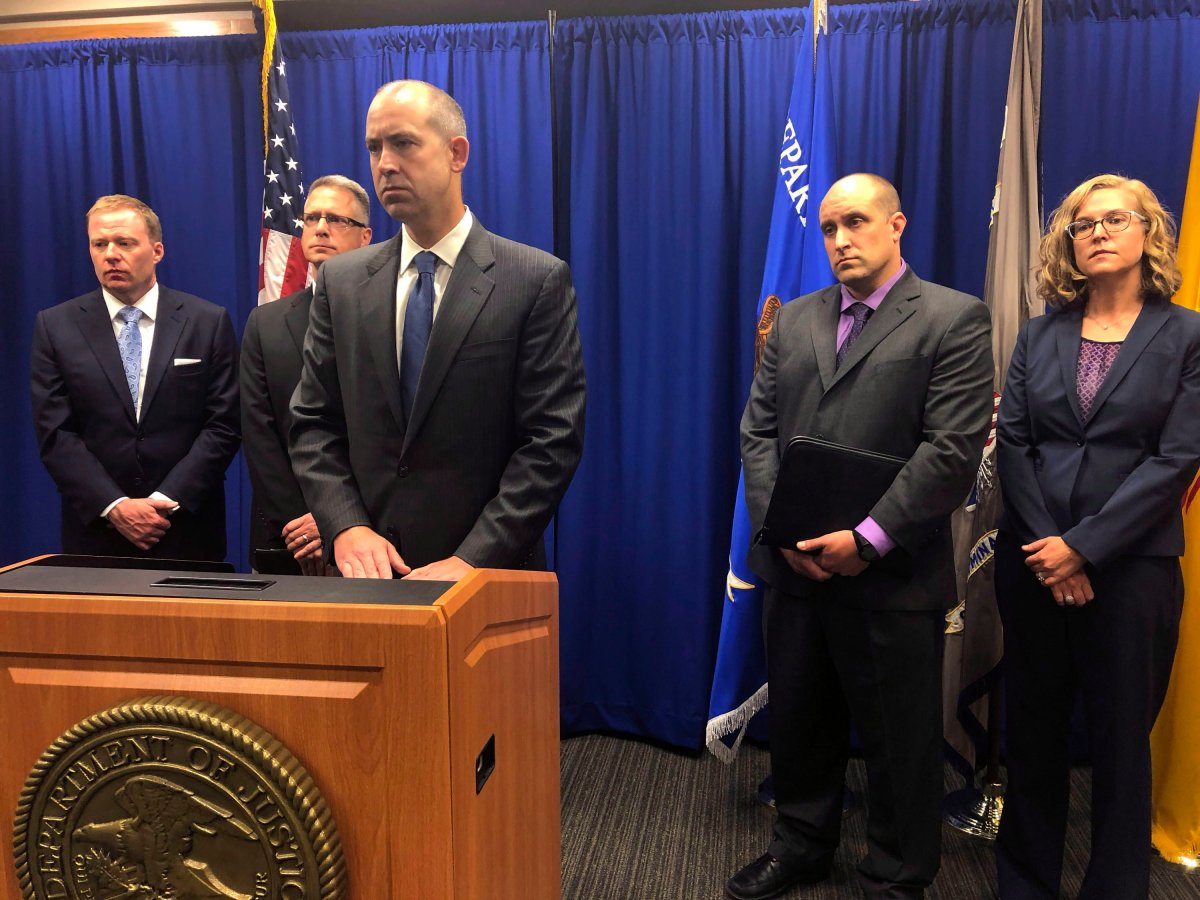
left=836, top=302, right=873, bottom=371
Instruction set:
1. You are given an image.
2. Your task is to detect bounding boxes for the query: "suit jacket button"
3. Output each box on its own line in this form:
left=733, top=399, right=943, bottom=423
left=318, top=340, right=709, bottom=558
left=386, top=526, right=396, bottom=536
left=1076, top=440, right=1084, bottom=447
left=398, top=466, right=410, bottom=478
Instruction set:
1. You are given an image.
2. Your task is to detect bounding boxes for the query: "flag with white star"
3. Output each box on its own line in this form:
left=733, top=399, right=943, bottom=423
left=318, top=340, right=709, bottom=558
left=254, top=0, right=308, bottom=304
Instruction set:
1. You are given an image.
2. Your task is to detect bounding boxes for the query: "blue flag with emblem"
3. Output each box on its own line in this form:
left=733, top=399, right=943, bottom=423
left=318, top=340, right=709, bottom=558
left=706, top=3, right=839, bottom=761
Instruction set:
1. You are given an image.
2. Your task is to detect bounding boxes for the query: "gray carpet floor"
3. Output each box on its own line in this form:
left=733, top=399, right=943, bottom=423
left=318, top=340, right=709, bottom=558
left=560, top=734, right=1200, bottom=900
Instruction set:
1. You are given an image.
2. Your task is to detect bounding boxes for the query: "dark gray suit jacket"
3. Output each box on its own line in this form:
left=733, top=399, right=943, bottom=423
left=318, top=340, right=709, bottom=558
left=997, top=296, right=1200, bottom=568
left=241, top=285, right=313, bottom=559
left=289, top=218, right=586, bottom=569
left=741, top=268, right=994, bottom=609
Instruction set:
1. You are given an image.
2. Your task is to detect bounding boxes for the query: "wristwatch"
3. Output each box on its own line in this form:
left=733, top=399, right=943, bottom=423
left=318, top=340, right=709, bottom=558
left=852, top=529, right=880, bottom=563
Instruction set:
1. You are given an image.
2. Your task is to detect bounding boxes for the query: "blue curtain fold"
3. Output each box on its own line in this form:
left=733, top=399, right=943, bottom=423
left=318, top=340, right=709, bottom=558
left=552, top=10, right=811, bottom=745
left=2, top=1, right=1198, bottom=750
left=1041, top=0, right=1200, bottom=215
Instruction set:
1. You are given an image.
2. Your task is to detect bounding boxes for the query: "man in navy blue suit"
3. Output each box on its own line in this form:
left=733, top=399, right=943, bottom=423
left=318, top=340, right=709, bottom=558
left=30, top=194, right=240, bottom=561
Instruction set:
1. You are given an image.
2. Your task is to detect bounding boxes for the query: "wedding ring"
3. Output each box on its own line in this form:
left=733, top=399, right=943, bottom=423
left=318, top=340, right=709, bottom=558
left=1035, top=573, right=1046, bottom=584
left=1064, top=595, right=1075, bottom=604
left=300, top=533, right=309, bottom=543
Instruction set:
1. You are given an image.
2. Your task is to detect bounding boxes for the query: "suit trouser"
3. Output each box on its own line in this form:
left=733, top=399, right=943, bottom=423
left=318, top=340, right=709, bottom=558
left=994, top=533, right=1182, bottom=900
left=764, top=585, right=945, bottom=899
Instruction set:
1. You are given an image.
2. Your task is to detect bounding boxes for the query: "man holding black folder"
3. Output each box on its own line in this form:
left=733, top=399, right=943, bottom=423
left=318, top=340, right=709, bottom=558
left=729, top=174, right=993, bottom=900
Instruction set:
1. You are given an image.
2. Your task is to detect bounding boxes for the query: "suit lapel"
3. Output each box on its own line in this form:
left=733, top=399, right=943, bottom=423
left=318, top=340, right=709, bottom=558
left=826, top=270, right=920, bottom=391
left=73, top=290, right=136, bottom=421
left=1083, top=300, right=1170, bottom=423
left=809, top=286, right=841, bottom=393
left=141, top=287, right=185, bottom=417
left=1055, top=308, right=1085, bottom=427
left=284, top=286, right=313, bottom=356
left=402, top=221, right=496, bottom=454
left=360, top=237, right=406, bottom=433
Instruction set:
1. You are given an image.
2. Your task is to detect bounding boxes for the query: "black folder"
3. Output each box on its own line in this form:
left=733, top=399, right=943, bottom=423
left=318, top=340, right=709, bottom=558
left=757, top=436, right=907, bottom=550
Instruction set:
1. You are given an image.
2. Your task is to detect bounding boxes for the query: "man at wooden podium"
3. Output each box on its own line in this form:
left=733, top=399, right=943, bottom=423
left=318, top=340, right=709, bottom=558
left=290, top=80, right=587, bottom=580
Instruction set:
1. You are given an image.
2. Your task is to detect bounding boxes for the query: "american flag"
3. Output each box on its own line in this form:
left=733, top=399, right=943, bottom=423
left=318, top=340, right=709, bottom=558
left=254, top=0, right=308, bottom=305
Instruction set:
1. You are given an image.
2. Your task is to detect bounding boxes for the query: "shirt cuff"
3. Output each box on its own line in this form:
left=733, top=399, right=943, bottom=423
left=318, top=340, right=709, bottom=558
left=855, top=517, right=895, bottom=557
left=150, top=491, right=181, bottom=514
left=101, top=497, right=129, bottom=519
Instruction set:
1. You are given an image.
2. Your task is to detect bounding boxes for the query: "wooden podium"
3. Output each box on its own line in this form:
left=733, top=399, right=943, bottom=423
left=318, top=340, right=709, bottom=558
left=0, top=556, right=561, bottom=899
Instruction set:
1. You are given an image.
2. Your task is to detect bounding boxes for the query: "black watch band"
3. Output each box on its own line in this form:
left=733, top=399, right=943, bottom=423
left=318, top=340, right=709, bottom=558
left=852, top=529, right=880, bottom=563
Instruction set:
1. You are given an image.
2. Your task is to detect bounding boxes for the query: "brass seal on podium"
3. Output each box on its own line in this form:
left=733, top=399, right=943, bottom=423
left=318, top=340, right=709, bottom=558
left=12, top=696, right=346, bottom=900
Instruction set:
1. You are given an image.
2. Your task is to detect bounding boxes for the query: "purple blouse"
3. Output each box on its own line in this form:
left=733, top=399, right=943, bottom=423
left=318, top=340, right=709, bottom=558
left=1077, top=338, right=1123, bottom=419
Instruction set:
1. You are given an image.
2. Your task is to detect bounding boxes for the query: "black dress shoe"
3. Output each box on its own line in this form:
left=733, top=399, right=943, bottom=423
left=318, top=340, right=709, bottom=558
left=725, top=853, right=830, bottom=900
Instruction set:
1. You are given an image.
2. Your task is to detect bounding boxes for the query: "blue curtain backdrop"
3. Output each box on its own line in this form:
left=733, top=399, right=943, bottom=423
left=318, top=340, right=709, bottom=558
left=2, top=0, right=1198, bottom=750
left=1041, top=0, right=1200, bottom=217
left=0, top=36, right=264, bottom=563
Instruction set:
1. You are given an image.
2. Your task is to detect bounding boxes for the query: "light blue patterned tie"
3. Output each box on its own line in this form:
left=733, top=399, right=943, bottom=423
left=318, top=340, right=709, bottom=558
left=400, top=251, right=437, bottom=423
left=117, top=305, right=144, bottom=409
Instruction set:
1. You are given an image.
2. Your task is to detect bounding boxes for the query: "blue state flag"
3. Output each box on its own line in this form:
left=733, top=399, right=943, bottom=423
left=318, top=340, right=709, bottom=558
left=705, top=13, right=839, bottom=760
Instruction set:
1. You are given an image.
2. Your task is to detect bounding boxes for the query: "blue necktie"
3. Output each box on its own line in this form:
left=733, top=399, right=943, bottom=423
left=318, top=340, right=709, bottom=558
left=117, top=305, right=144, bottom=409
left=401, top=251, right=438, bottom=422
left=835, top=302, right=873, bottom=371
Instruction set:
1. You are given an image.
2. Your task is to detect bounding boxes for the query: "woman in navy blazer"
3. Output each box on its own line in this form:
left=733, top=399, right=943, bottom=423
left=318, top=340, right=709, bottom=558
left=995, top=174, right=1200, bottom=899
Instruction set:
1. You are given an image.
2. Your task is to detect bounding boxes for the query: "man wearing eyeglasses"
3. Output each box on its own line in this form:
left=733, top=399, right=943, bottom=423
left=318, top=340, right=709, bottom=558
left=240, top=175, right=373, bottom=574
left=290, top=80, right=586, bottom=580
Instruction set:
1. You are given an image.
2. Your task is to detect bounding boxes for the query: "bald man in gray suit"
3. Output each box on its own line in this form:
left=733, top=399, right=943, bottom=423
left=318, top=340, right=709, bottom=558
left=290, top=80, right=586, bottom=580
left=730, top=174, right=993, bottom=900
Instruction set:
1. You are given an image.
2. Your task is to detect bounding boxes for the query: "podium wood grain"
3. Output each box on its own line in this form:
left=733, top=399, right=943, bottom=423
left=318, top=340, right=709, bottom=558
left=0, top=559, right=560, bottom=899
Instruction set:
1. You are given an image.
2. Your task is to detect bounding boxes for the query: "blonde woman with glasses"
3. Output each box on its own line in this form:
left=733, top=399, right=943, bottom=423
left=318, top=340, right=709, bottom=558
left=994, top=174, right=1200, bottom=899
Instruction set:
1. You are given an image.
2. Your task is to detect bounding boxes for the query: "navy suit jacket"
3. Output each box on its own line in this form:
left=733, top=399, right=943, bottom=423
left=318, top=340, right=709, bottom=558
left=290, top=218, right=586, bottom=569
left=30, top=286, right=240, bottom=561
left=997, top=296, right=1200, bottom=567
left=241, top=286, right=313, bottom=559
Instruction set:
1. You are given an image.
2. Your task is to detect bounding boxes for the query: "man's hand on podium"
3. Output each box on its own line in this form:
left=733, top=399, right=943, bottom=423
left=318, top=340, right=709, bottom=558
left=405, top=556, right=475, bottom=582
left=333, top=526, right=411, bottom=579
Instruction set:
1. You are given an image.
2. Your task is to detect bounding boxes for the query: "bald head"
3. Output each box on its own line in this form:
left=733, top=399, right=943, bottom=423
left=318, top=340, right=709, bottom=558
left=372, top=80, right=467, bottom=141
left=818, top=173, right=907, bottom=299
left=825, top=173, right=902, bottom=216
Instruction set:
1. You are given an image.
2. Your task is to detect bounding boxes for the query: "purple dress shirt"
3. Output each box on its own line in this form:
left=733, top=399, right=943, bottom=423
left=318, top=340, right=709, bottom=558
left=837, top=261, right=908, bottom=557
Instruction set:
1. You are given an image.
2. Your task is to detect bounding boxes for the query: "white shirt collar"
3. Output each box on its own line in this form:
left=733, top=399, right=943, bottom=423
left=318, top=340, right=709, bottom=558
left=399, top=207, right=474, bottom=273
left=102, top=282, right=160, bottom=322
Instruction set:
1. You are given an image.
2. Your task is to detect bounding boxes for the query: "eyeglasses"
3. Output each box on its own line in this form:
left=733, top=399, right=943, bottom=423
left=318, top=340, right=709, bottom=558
left=1064, top=209, right=1148, bottom=241
left=301, top=212, right=368, bottom=231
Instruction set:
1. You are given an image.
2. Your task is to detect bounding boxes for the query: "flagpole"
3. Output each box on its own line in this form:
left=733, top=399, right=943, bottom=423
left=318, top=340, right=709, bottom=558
left=942, top=0, right=1041, bottom=841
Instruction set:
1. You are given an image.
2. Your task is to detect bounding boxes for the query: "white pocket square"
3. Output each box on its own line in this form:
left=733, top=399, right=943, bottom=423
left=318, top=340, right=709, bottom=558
left=173, top=358, right=202, bottom=366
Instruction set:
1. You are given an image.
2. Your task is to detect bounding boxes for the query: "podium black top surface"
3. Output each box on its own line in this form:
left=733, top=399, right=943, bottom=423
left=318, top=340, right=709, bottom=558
left=0, top=557, right=452, bottom=606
